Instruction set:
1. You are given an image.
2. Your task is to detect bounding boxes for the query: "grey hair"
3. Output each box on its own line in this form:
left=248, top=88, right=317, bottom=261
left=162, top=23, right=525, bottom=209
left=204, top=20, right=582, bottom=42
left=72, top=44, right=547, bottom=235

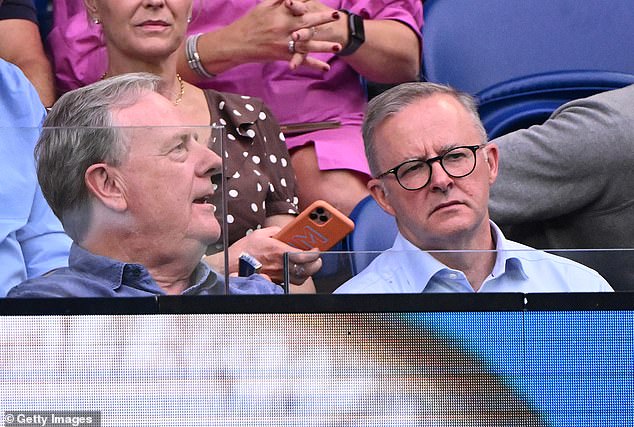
left=363, top=82, right=488, bottom=177
left=36, top=72, right=164, bottom=241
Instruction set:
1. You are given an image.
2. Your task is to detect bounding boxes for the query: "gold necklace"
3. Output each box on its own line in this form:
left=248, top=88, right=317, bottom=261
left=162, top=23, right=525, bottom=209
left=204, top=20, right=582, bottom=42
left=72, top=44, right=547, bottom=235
left=101, top=72, right=185, bottom=106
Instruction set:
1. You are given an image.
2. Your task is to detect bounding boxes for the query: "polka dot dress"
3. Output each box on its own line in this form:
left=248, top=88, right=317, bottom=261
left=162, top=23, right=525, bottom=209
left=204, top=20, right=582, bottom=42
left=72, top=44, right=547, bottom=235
left=204, top=90, right=299, bottom=252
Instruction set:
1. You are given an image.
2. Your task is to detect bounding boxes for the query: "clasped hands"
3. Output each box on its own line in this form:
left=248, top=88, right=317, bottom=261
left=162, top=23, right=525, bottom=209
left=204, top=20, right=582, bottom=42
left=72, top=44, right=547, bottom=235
left=234, top=0, right=346, bottom=71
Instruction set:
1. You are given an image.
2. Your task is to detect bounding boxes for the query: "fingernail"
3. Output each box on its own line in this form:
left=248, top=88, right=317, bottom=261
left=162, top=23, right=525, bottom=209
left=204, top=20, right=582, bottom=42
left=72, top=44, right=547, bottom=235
left=332, top=45, right=340, bottom=52
left=332, top=11, right=340, bottom=19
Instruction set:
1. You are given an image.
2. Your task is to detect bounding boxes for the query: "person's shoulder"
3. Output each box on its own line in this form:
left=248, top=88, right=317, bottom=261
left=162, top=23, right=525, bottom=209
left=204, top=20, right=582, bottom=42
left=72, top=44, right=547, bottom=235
left=0, top=58, right=45, bottom=124
left=506, top=243, right=613, bottom=292
left=334, top=252, right=404, bottom=294
left=204, top=89, right=265, bottom=116
left=7, top=268, right=76, bottom=298
left=6, top=266, right=124, bottom=297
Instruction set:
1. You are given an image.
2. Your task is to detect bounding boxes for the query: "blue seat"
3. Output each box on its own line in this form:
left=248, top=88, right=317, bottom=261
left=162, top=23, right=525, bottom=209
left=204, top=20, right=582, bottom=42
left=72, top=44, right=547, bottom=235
left=343, top=196, right=398, bottom=276
left=477, top=71, right=634, bottom=139
left=422, top=0, right=634, bottom=138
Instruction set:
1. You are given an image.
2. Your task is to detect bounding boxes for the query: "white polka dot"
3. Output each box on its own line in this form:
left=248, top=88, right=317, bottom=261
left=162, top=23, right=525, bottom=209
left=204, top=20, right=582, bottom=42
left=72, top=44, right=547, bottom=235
left=269, top=183, right=275, bottom=193
left=245, top=103, right=255, bottom=112
left=263, top=136, right=268, bottom=143
left=233, top=109, right=242, bottom=117
left=224, top=151, right=229, bottom=158
left=279, top=132, right=286, bottom=141
left=256, top=183, right=263, bottom=192
left=243, top=152, right=249, bottom=158
left=232, top=171, right=240, bottom=179
left=227, top=133, right=236, bottom=141
left=227, top=214, right=234, bottom=224
left=246, top=229, right=254, bottom=235
left=262, top=201, right=266, bottom=210
left=281, top=158, right=288, bottom=167
left=218, top=101, right=225, bottom=110
left=288, top=209, right=295, bottom=214
left=250, top=203, right=258, bottom=212
left=246, top=129, right=256, bottom=138
left=256, top=224, right=262, bottom=229
left=212, top=183, right=218, bottom=191
left=241, top=95, right=251, bottom=100
left=269, top=154, right=277, bottom=163
left=292, top=196, right=299, bottom=205
left=219, top=118, right=227, bottom=126
left=253, top=170, right=261, bottom=176
left=259, top=111, right=267, bottom=120
left=280, top=178, right=287, bottom=187
left=229, top=189, right=239, bottom=198
left=252, top=155, right=261, bottom=164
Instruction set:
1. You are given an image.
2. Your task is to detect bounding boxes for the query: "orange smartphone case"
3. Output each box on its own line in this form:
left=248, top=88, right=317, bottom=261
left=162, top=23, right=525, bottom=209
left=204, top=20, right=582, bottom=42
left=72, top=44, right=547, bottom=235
left=274, top=200, right=355, bottom=251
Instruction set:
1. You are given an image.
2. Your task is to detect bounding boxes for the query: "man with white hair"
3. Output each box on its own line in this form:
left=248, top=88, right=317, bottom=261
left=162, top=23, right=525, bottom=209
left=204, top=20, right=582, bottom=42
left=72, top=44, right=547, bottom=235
left=9, top=73, right=280, bottom=296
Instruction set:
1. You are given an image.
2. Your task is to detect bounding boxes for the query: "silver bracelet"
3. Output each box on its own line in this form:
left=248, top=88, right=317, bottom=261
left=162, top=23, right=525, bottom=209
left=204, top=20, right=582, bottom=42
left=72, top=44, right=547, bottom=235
left=186, top=33, right=216, bottom=79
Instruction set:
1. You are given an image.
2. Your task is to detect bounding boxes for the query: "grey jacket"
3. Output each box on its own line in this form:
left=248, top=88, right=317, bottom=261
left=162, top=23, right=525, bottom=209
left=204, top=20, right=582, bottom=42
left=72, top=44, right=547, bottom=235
left=489, top=84, right=634, bottom=290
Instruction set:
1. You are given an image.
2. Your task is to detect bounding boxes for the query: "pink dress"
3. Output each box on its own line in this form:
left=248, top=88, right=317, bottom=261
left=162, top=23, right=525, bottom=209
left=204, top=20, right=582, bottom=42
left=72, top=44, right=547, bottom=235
left=48, top=0, right=423, bottom=175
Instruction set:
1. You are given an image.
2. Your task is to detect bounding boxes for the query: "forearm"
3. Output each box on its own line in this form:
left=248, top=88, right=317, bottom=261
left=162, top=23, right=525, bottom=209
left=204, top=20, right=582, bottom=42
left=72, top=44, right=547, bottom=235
left=0, top=19, right=56, bottom=106
left=177, top=24, right=259, bottom=83
left=341, top=18, right=421, bottom=84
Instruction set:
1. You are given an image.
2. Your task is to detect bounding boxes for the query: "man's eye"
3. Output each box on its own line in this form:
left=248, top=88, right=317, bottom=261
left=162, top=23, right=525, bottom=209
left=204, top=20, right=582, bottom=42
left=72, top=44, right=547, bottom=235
left=444, top=152, right=467, bottom=161
left=173, top=143, right=187, bottom=152
left=400, top=162, right=425, bottom=177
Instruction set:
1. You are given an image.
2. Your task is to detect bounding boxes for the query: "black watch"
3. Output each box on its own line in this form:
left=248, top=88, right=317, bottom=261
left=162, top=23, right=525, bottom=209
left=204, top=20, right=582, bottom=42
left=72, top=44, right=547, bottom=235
left=338, top=10, right=365, bottom=56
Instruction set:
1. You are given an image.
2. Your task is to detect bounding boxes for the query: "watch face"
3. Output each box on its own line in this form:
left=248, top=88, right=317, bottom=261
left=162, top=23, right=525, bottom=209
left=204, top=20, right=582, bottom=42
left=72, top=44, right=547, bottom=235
left=350, top=13, right=365, bottom=41
left=339, top=11, right=365, bottom=56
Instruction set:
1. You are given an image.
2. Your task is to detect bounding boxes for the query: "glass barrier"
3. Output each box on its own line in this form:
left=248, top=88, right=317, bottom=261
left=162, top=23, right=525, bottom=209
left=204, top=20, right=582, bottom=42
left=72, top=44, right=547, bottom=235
left=2, top=125, right=634, bottom=297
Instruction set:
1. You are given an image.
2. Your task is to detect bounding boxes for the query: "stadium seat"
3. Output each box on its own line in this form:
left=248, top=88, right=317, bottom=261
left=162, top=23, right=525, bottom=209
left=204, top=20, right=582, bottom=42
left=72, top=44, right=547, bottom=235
left=422, top=0, right=634, bottom=137
left=478, top=71, right=634, bottom=139
left=343, top=195, right=398, bottom=276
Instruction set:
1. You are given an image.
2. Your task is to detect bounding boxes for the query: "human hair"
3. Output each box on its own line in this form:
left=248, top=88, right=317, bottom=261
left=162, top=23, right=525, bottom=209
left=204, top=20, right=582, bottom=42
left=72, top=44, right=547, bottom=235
left=362, top=82, right=488, bottom=177
left=36, top=72, right=163, bottom=241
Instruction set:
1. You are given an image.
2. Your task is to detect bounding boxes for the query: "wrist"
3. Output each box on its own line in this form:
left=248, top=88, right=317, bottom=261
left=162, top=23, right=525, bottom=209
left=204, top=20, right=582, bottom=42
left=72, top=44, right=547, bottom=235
left=337, top=9, right=365, bottom=56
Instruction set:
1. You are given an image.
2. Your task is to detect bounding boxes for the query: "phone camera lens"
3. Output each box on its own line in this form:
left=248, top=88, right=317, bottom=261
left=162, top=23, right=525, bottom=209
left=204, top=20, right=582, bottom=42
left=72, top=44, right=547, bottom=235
left=316, top=207, right=325, bottom=214
left=309, top=213, right=318, bottom=220
left=319, top=215, right=328, bottom=222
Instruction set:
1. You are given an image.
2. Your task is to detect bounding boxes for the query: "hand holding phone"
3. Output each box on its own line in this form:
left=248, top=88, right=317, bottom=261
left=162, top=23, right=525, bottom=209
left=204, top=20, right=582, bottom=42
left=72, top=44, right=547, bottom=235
left=274, top=200, right=355, bottom=251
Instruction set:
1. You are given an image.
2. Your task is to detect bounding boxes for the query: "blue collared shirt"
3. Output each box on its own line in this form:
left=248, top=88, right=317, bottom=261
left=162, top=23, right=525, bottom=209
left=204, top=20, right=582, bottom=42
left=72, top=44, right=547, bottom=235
left=335, top=222, right=613, bottom=293
left=7, top=244, right=283, bottom=297
left=0, top=59, right=72, bottom=296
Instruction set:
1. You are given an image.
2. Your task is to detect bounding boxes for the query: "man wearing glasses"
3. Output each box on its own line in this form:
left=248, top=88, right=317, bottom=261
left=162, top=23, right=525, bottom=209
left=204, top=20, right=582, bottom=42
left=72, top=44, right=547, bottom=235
left=335, top=82, right=612, bottom=293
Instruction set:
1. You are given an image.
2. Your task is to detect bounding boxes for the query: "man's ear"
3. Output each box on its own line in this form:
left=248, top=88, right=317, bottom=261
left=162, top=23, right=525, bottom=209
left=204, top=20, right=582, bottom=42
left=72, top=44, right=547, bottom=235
left=85, top=164, right=128, bottom=212
left=484, top=143, right=499, bottom=185
left=368, top=178, right=396, bottom=217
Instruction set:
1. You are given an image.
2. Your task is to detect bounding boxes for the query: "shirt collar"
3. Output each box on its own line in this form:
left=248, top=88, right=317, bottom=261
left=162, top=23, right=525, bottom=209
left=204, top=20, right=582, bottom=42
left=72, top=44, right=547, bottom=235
left=391, top=220, right=529, bottom=291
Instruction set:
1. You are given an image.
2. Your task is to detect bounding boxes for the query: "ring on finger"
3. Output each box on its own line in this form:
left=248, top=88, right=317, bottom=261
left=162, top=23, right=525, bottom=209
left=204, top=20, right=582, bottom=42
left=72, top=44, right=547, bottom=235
left=293, top=263, right=306, bottom=278
left=288, top=39, right=296, bottom=54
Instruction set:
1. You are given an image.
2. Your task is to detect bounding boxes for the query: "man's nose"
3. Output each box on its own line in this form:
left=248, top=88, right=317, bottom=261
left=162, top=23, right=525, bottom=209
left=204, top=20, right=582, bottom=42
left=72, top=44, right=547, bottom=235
left=196, top=143, right=222, bottom=177
left=428, top=160, right=454, bottom=193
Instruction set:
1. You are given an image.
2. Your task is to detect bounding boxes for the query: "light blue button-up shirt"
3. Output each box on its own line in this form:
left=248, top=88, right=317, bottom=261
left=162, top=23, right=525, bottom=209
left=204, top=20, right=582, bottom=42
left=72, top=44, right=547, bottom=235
left=0, top=59, right=72, bottom=296
left=335, top=222, right=613, bottom=293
